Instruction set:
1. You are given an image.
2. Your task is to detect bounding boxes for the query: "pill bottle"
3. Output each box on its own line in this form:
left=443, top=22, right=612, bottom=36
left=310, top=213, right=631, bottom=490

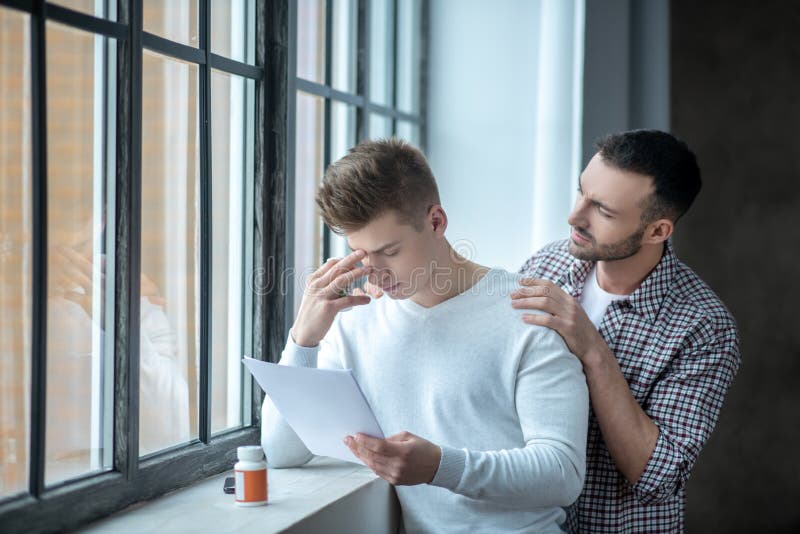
left=234, top=445, right=268, bottom=507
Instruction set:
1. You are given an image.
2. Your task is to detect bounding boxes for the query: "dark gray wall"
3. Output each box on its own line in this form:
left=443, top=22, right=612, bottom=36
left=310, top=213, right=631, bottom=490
left=671, top=1, right=800, bottom=532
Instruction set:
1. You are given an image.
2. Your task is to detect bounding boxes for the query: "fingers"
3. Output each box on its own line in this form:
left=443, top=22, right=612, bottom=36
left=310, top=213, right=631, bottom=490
left=362, top=280, right=384, bottom=299
left=518, top=278, right=559, bottom=291
left=511, top=285, right=553, bottom=299
left=328, top=265, right=373, bottom=297
left=522, top=312, right=561, bottom=329
left=315, top=249, right=366, bottom=288
left=310, top=256, right=340, bottom=283
left=511, top=296, right=558, bottom=314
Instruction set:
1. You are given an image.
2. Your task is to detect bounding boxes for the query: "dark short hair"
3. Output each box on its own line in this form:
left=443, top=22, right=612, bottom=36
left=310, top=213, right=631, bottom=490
left=596, top=129, right=702, bottom=223
left=316, top=138, right=440, bottom=233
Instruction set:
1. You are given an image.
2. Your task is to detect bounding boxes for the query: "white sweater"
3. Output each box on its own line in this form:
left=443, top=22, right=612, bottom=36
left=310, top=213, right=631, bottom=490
left=262, top=268, right=589, bottom=533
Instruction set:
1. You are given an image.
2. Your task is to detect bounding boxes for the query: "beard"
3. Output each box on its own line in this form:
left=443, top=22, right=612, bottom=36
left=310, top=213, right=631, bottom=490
left=568, top=225, right=645, bottom=262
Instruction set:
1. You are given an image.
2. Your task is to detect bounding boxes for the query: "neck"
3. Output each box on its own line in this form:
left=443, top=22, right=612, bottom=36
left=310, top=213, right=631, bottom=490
left=411, top=242, right=489, bottom=308
left=595, top=241, right=665, bottom=295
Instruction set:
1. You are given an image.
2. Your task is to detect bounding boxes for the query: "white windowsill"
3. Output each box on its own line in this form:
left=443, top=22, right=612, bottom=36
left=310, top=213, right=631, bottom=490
left=79, top=457, right=401, bottom=533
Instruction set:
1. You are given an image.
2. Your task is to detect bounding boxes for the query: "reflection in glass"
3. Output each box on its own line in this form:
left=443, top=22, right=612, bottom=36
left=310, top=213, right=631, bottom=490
left=370, top=0, right=395, bottom=106
left=297, top=0, right=326, bottom=83
left=48, top=0, right=116, bottom=20
left=211, top=0, right=255, bottom=64
left=140, top=50, right=198, bottom=456
left=0, top=6, right=31, bottom=498
left=370, top=114, right=393, bottom=140
left=44, top=22, right=116, bottom=486
left=331, top=0, right=357, bottom=93
left=294, top=92, right=325, bottom=317
left=396, top=0, right=422, bottom=114
left=210, top=71, right=255, bottom=434
left=143, top=0, right=199, bottom=48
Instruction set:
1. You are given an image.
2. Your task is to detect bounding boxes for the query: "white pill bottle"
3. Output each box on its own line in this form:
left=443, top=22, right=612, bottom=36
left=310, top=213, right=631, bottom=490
left=234, top=445, right=268, bottom=507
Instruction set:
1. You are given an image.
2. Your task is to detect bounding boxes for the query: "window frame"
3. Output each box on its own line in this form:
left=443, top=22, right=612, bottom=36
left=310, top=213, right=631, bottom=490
left=0, top=0, right=427, bottom=529
left=0, top=0, right=279, bottom=530
left=287, top=0, right=429, bottom=316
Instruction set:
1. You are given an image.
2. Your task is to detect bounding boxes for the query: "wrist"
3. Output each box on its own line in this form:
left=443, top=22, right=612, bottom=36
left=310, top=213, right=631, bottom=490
left=290, top=327, right=319, bottom=348
left=582, top=344, right=617, bottom=376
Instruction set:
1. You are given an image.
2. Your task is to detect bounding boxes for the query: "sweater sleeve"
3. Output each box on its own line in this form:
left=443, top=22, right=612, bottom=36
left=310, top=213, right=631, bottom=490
left=430, top=325, right=589, bottom=508
left=260, top=326, right=345, bottom=468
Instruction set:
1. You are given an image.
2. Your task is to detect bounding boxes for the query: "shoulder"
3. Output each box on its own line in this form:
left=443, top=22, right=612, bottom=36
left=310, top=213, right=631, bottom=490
left=662, top=259, right=740, bottom=353
left=518, top=239, right=573, bottom=281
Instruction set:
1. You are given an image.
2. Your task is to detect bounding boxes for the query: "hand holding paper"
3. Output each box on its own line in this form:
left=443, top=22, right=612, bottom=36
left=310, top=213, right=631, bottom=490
left=243, top=357, right=384, bottom=465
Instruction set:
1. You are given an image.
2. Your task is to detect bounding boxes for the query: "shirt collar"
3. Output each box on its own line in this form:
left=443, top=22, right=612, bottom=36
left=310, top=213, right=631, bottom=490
left=558, top=239, right=678, bottom=324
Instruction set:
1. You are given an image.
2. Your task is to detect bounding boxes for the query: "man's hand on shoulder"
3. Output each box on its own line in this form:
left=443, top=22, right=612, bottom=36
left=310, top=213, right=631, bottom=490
left=510, top=278, right=607, bottom=363
left=291, top=250, right=373, bottom=347
left=344, top=431, right=441, bottom=486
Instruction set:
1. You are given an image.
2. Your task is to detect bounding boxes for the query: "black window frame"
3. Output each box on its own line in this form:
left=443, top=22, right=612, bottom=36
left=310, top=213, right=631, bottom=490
left=0, top=0, right=427, bottom=530
left=0, top=0, right=285, bottom=531
left=286, top=0, right=429, bottom=319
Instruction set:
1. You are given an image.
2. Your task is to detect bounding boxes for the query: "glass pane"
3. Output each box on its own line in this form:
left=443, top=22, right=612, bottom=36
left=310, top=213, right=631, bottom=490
left=44, top=22, right=116, bottom=486
left=331, top=0, right=357, bottom=93
left=210, top=0, right=255, bottom=65
left=327, top=102, right=357, bottom=259
left=331, top=101, right=356, bottom=161
left=297, top=0, right=326, bottom=84
left=48, top=0, right=117, bottom=20
left=369, top=113, right=393, bottom=140
left=0, top=6, right=31, bottom=498
left=140, top=50, right=198, bottom=456
left=396, top=120, right=420, bottom=148
left=210, top=71, right=254, bottom=434
left=294, top=92, right=324, bottom=317
left=396, top=0, right=421, bottom=114
left=143, top=0, right=199, bottom=48
left=369, top=0, right=395, bottom=106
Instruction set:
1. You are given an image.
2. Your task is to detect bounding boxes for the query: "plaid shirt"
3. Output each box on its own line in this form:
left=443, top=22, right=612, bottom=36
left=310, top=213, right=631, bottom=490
left=520, top=239, right=741, bottom=533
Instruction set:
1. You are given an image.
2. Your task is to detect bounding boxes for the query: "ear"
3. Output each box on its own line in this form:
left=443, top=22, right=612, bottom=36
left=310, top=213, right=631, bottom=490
left=427, top=205, right=448, bottom=238
left=643, top=218, right=674, bottom=244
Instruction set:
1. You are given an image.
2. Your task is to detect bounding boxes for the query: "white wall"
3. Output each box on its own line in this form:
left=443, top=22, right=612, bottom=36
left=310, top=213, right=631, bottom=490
left=426, top=0, right=583, bottom=272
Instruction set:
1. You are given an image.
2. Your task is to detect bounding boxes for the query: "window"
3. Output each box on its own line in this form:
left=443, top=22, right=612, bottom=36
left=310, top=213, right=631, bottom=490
left=0, top=0, right=425, bottom=529
left=291, top=0, right=427, bottom=316
left=0, top=0, right=265, bottom=530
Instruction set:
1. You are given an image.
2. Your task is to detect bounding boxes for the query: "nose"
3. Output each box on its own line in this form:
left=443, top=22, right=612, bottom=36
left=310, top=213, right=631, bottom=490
left=567, top=197, right=589, bottom=228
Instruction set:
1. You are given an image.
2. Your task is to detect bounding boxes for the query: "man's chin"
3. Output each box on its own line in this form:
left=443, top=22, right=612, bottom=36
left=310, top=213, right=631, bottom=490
left=568, top=240, right=595, bottom=260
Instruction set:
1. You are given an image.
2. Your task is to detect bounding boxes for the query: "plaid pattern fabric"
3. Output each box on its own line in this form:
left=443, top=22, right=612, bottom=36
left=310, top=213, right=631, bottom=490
left=520, top=239, right=741, bottom=533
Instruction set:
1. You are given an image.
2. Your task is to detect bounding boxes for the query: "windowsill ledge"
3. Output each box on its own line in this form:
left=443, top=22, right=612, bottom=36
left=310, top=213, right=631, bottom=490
left=79, top=457, right=401, bottom=533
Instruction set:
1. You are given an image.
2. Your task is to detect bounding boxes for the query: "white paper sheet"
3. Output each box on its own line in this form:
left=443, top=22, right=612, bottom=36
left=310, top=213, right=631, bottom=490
left=243, top=357, right=384, bottom=465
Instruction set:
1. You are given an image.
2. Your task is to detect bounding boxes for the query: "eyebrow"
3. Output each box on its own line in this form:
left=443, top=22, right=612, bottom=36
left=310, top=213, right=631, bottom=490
left=347, top=240, right=401, bottom=254
left=578, top=177, right=621, bottom=215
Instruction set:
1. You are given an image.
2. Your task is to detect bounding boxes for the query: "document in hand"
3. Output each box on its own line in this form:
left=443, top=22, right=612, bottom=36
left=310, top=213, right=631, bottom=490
left=242, top=357, right=384, bottom=465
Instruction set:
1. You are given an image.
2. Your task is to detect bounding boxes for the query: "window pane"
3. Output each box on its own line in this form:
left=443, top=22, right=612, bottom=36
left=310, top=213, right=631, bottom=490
left=369, top=113, right=393, bottom=139
left=396, top=120, right=420, bottom=148
left=331, top=101, right=356, bottom=160
left=396, top=0, right=421, bottom=114
left=297, top=0, right=326, bottom=84
left=327, top=101, right=357, bottom=259
left=210, top=71, right=254, bottom=434
left=48, top=0, right=117, bottom=20
left=0, top=6, right=31, bottom=498
left=140, top=50, right=198, bottom=456
left=143, top=0, right=199, bottom=48
left=210, top=0, right=255, bottom=65
left=331, top=0, right=357, bottom=93
left=369, top=0, right=395, bottom=106
left=294, top=92, right=324, bottom=317
left=44, top=22, right=116, bottom=485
